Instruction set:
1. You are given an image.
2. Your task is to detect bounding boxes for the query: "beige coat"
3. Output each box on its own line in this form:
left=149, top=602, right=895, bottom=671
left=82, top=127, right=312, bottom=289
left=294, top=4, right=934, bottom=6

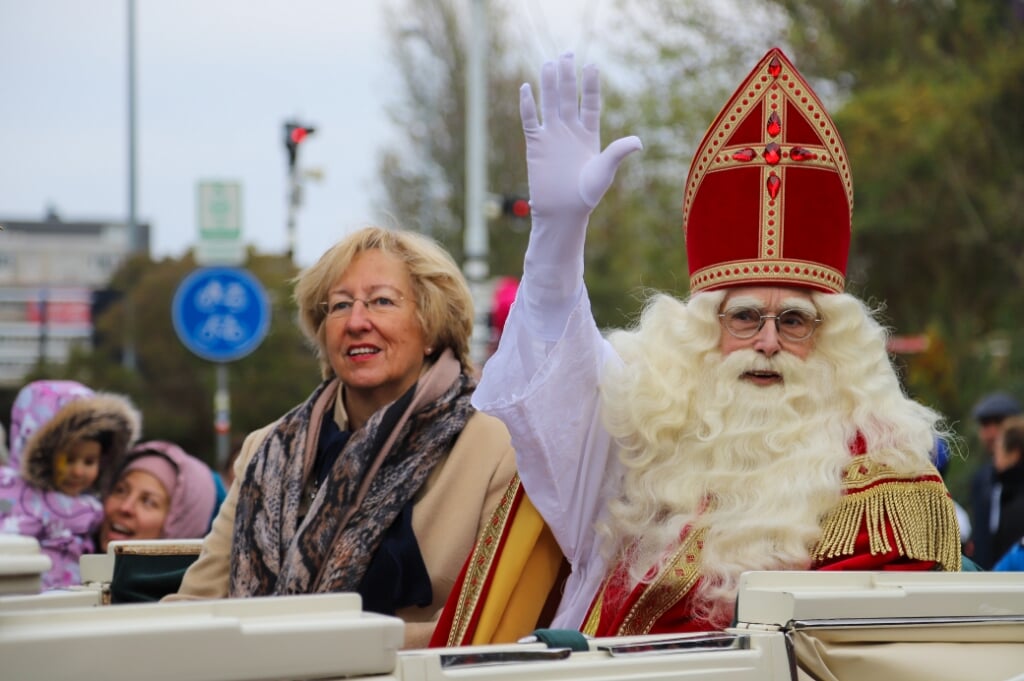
left=168, top=399, right=516, bottom=649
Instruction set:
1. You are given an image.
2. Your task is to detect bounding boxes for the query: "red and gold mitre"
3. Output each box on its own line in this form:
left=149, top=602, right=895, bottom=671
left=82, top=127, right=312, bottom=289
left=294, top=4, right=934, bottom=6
left=683, top=48, right=852, bottom=294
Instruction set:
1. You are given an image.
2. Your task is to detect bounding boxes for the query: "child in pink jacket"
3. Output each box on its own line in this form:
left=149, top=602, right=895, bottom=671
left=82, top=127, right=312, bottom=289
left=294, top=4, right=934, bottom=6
left=0, top=380, right=140, bottom=588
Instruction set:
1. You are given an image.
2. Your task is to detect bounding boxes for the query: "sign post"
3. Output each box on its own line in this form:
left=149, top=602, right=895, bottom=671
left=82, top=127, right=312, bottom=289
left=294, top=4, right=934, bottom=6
left=172, top=267, right=270, bottom=468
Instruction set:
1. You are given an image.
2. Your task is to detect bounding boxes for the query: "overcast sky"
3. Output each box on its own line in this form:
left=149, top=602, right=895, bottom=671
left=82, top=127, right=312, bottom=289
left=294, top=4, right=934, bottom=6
left=0, top=0, right=611, bottom=267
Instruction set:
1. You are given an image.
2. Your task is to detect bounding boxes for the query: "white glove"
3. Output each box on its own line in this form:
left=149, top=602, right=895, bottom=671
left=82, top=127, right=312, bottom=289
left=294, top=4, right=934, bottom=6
left=519, top=52, right=642, bottom=338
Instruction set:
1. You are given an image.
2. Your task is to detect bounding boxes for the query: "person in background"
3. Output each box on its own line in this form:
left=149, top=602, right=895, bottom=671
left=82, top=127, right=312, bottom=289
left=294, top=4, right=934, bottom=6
left=0, top=380, right=140, bottom=588
left=969, top=392, right=1022, bottom=568
left=446, top=50, right=962, bottom=641
left=487, top=276, right=520, bottom=358
left=217, top=434, right=247, bottom=489
left=98, top=440, right=220, bottom=551
left=993, top=538, right=1024, bottom=571
left=169, top=226, right=516, bottom=649
left=987, top=416, right=1024, bottom=566
left=933, top=438, right=972, bottom=555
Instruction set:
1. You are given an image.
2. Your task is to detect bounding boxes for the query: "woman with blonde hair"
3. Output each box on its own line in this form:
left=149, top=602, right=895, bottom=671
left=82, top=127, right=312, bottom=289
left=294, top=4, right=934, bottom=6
left=171, top=226, right=515, bottom=648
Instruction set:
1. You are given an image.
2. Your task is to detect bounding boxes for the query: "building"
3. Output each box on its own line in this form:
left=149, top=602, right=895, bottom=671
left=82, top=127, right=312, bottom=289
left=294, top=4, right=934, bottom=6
left=0, top=210, right=149, bottom=387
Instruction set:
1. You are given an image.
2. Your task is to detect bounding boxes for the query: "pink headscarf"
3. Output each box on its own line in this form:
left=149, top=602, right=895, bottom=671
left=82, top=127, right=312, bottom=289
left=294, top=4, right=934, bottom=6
left=118, top=441, right=216, bottom=539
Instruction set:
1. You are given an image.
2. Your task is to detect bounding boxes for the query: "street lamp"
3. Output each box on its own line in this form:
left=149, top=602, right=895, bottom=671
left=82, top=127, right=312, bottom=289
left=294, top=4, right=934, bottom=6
left=464, top=0, right=490, bottom=367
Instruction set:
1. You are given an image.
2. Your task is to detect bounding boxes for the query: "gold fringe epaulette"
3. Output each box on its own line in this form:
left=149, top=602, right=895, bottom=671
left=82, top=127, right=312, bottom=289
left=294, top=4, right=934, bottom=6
left=813, top=455, right=962, bottom=571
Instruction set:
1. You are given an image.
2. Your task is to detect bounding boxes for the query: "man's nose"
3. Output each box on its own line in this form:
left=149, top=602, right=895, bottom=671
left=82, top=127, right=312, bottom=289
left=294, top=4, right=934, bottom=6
left=752, top=320, right=782, bottom=356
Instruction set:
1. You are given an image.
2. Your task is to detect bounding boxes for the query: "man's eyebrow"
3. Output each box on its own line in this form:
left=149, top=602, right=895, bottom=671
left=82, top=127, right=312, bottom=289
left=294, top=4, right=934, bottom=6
left=721, top=295, right=763, bottom=309
left=780, top=298, right=817, bottom=312
left=721, top=296, right=817, bottom=312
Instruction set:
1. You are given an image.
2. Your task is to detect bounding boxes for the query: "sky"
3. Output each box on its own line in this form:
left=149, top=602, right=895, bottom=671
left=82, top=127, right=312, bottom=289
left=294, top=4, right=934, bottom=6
left=0, top=0, right=612, bottom=268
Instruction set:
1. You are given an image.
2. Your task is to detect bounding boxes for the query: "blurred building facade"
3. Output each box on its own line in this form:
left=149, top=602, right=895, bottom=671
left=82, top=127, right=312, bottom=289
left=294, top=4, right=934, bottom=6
left=0, top=211, right=149, bottom=387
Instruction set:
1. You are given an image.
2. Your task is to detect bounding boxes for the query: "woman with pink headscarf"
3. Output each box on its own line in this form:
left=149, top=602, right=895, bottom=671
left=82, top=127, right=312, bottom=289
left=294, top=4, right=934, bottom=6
left=98, top=441, right=220, bottom=552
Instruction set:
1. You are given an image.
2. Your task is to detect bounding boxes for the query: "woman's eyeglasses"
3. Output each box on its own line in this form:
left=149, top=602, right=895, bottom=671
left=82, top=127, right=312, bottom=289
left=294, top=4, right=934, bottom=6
left=320, top=293, right=406, bottom=319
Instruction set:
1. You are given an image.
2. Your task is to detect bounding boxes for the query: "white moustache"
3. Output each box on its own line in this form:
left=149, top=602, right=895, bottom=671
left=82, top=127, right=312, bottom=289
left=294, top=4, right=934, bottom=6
left=718, top=349, right=797, bottom=376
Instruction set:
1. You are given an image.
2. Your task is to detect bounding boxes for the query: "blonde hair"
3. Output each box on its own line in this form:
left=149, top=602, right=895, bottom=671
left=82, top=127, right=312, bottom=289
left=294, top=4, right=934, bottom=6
left=293, top=226, right=474, bottom=377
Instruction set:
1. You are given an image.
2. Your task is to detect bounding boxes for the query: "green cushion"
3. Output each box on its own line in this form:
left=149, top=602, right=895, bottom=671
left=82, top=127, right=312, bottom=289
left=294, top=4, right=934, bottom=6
left=110, top=554, right=199, bottom=604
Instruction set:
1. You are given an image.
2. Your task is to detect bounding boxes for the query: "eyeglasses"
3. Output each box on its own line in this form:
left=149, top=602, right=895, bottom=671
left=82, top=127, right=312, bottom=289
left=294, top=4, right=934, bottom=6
left=320, top=292, right=406, bottom=319
left=718, top=307, right=821, bottom=341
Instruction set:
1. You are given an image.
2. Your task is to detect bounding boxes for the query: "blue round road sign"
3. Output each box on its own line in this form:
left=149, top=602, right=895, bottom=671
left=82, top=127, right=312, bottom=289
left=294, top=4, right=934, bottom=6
left=172, top=267, right=270, bottom=362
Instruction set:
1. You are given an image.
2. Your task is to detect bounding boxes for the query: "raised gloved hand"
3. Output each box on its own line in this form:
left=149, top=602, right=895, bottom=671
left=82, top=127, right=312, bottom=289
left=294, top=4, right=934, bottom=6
left=521, top=52, right=643, bottom=272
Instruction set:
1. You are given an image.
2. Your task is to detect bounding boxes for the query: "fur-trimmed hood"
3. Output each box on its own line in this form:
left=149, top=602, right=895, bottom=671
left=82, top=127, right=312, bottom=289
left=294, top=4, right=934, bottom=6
left=15, top=383, right=142, bottom=493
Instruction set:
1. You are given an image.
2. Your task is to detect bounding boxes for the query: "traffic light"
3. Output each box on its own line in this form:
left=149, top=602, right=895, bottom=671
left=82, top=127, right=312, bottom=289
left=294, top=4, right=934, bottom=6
left=284, top=120, right=316, bottom=170
left=502, top=195, right=530, bottom=219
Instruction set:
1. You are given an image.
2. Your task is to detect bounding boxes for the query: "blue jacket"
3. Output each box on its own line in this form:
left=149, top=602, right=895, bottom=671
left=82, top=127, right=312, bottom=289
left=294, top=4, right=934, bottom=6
left=993, top=540, right=1024, bottom=571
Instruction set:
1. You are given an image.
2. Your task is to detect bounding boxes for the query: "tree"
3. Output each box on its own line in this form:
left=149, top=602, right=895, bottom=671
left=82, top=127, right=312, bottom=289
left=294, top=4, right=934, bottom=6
left=375, top=0, right=533, bottom=280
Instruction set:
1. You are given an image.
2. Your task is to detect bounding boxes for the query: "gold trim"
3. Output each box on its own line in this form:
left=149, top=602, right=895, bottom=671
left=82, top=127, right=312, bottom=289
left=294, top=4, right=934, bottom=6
left=813, top=456, right=962, bottom=571
left=583, top=529, right=708, bottom=637
left=618, top=527, right=707, bottom=635
left=690, top=258, right=845, bottom=293
left=445, top=475, right=522, bottom=645
left=580, top=584, right=605, bottom=636
left=760, top=166, right=782, bottom=259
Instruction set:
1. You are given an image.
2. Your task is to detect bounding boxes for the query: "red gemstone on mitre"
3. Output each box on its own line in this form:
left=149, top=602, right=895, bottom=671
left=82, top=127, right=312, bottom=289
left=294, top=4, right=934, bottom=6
left=790, top=147, right=814, bottom=161
left=766, top=112, right=782, bottom=137
left=732, top=148, right=756, bottom=162
left=768, top=56, right=782, bottom=78
left=763, top=143, right=781, bottom=165
left=767, top=174, right=781, bottom=198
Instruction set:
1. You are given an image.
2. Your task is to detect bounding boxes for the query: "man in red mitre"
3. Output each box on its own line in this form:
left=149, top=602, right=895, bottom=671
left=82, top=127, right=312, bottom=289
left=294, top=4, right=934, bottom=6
left=435, top=49, right=961, bottom=645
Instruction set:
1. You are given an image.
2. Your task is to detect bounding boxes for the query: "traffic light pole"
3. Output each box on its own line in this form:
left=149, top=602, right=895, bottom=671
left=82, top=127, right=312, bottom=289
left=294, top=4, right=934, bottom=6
left=283, top=121, right=315, bottom=264
left=286, top=165, right=301, bottom=264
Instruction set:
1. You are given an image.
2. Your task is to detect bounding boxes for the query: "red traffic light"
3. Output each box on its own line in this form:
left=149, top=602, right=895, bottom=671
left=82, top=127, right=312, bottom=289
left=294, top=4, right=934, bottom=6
left=284, top=120, right=317, bottom=169
left=503, top=195, right=530, bottom=219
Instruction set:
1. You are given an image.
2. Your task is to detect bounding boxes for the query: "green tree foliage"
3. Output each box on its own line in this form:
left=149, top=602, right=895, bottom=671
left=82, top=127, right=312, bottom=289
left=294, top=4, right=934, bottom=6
left=763, top=0, right=1024, bottom=493
left=44, top=250, right=319, bottom=468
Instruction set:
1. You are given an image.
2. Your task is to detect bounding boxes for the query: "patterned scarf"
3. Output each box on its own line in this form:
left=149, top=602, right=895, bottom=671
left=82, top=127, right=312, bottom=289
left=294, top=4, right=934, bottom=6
left=229, top=350, right=474, bottom=596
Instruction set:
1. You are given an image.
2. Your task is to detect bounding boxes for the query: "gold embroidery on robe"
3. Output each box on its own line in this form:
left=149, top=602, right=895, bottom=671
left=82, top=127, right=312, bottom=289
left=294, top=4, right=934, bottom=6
left=582, top=527, right=708, bottom=636
left=444, top=475, right=520, bottom=645
left=813, top=455, right=962, bottom=571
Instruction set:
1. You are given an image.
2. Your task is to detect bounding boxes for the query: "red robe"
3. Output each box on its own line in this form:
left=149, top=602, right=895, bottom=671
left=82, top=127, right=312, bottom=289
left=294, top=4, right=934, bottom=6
left=432, top=449, right=962, bottom=645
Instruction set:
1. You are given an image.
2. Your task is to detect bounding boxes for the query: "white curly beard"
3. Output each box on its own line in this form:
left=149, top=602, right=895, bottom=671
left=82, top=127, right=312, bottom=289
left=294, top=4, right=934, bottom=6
left=604, top=346, right=854, bottom=627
